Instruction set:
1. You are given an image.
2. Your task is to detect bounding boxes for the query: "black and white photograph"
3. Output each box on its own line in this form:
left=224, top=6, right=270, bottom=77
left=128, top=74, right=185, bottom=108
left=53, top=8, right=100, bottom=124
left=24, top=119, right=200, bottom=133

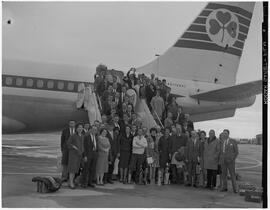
left=2, top=1, right=265, bottom=208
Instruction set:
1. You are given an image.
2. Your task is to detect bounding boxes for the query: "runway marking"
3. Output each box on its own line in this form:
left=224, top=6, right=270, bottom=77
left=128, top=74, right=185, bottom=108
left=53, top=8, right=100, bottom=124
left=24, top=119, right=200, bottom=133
left=3, top=172, right=61, bottom=175
left=38, top=188, right=111, bottom=197
left=236, top=156, right=262, bottom=170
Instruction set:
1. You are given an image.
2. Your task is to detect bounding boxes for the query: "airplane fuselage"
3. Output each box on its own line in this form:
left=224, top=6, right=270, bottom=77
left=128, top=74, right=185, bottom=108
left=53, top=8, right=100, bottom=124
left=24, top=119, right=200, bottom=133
left=2, top=60, right=256, bottom=133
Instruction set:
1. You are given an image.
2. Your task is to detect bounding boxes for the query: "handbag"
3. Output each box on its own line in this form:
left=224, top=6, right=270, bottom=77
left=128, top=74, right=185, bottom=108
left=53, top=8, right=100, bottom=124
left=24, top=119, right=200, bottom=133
left=113, top=158, right=119, bottom=175
left=147, top=157, right=154, bottom=164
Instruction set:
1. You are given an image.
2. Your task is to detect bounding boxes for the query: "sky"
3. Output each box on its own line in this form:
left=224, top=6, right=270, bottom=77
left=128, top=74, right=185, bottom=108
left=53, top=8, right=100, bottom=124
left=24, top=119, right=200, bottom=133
left=2, top=2, right=263, bottom=138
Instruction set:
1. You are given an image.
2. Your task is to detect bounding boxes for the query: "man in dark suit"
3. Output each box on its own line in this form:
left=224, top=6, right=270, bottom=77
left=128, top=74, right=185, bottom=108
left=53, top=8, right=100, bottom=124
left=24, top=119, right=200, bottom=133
left=104, top=123, right=117, bottom=184
left=220, top=129, right=239, bottom=193
left=81, top=125, right=98, bottom=188
left=60, top=120, right=76, bottom=182
left=82, top=122, right=90, bottom=135
left=186, top=131, right=201, bottom=187
left=169, top=124, right=188, bottom=184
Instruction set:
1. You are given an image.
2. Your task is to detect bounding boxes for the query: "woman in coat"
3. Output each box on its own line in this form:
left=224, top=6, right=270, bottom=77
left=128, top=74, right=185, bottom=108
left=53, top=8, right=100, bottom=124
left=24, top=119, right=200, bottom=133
left=119, top=125, right=133, bottom=184
left=67, top=123, right=84, bottom=189
left=146, top=128, right=159, bottom=184
left=203, top=130, right=221, bottom=190
left=158, top=127, right=170, bottom=184
left=96, top=128, right=111, bottom=185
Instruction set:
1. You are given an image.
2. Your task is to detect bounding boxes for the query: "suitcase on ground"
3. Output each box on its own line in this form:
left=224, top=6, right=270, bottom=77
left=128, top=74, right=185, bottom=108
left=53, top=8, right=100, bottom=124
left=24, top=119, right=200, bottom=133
left=238, top=183, right=256, bottom=196
left=245, top=188, right=263, bottom=203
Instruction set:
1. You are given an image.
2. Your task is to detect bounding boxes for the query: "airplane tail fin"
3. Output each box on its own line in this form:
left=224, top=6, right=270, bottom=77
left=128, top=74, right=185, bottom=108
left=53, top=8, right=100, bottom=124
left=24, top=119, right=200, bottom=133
left=137, top=2, right=256, bottom=86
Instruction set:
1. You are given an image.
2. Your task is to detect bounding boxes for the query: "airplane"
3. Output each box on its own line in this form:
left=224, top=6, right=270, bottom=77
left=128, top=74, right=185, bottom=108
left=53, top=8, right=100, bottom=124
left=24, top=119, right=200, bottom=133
left=2, top=2, right=262, bottom=133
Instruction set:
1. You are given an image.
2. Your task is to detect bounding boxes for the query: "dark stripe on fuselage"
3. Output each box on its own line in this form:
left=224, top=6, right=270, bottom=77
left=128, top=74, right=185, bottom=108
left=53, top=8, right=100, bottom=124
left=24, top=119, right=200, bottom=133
left=206, top=3, right=253, bottom=19
left=194, top=17, right=207, bottom=24
left=2, top=74, right=91, bottom=93
left=174, top=39, right=242, bottom=57
left=235, top=14, right=251, bottom=27
left=238, top=33, right=247, bottom=41
left=233, top=40, right=244, bottom=49
left=239, top=24, right=249, bottom=35
left=187, top=24, right=206, bottom=33
left=181, top=32, right=211, bottom=42
left=199, top=10, right=212, bottom=17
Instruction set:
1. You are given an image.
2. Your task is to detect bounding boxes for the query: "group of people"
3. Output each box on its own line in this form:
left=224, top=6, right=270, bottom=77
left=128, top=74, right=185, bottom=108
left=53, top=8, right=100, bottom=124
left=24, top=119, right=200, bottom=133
left=60, top=65, right=239, bottom=193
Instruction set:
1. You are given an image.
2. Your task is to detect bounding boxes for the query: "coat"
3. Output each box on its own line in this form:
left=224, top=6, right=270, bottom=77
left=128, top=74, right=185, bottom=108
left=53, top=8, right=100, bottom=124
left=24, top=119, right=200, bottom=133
left=186, top=138, right=201, bottom=163
left=220, top=138, right=238, bottom=163
left=107, top=131, right=120, bottom=161
left=169, top=134, right=188, bottom=155
left=83, top=133, right=98, bottom=159
left=203, top=137, right=220, bottom=170
left=158, top=135, right=170, bottom=168
left=61, top=127, right=74, bottom=165
left=67, top=133, right=84, bottom=173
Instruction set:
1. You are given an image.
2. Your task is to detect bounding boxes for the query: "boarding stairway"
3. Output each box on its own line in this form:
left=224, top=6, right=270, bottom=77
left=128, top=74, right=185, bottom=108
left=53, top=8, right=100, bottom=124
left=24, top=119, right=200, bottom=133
left=76, top=83, right=102, bottom=124
left=130, top=85, right=159, bottom=129
left=75, top=78, right=164, bottom=130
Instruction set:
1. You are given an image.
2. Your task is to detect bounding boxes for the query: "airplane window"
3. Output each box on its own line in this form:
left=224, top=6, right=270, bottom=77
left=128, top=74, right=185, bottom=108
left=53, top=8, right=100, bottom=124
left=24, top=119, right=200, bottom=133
left=5, top=77, right=13, bottom=85
left=37, top=79, right=44, bottom=88
left=47, top=80, right=54, bottom=89
left=67, top=82, right=74, bottom=91
left=26, top=79, right=34, bottom=87
left=16, top=77, right=23, bottom=86
left=57, top=81, right=64, bottom=90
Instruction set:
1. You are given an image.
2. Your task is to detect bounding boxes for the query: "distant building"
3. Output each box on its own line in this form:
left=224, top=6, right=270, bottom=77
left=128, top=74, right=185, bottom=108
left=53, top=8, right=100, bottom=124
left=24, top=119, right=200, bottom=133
left=255, top=134, right=262, bottom=145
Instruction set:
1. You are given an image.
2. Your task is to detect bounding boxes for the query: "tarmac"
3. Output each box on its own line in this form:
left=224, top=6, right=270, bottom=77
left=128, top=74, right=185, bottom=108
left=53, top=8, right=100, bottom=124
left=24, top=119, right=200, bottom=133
left=2, top=132, right=263, bottom=208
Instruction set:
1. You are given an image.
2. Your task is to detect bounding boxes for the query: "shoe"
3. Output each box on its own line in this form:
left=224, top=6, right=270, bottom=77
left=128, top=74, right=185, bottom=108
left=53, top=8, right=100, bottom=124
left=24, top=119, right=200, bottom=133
left=233, top=189, right=238, bottom=193
left=81, top=184, right=87, bottom=188
left=220, top=189, right=228, bottom=192
left=193, top=184, right=197, bottom=188
left=61, top=178, right=68, bottom=183
left=185, top=183, right=191, bottom=187
left=88, top=184, right=95, bottom=188
left=205, top=186, right=211, bottom=189
left=107, top=180, right=114, bottom=184
left=69, top=185, right=76, bottom=189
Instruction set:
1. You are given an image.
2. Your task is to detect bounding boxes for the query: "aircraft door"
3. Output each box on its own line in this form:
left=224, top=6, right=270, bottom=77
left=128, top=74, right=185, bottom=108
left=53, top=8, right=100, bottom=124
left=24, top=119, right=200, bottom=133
left=76, top=83, right=85, bottom=109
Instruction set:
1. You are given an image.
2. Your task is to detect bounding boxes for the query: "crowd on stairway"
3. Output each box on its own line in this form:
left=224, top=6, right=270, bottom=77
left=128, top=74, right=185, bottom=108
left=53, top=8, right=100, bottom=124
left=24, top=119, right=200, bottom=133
left=60, top=64, right=239, bottom=193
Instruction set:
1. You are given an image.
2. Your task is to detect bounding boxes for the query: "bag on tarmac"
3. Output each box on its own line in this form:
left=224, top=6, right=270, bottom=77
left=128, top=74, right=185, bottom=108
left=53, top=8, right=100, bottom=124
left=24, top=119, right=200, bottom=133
left=32, top=176, right=61, bottom=193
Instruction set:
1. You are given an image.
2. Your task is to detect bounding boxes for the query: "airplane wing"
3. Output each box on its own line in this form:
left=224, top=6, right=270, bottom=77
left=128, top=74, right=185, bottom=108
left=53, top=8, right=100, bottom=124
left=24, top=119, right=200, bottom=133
left=190, top=80, right=262, bottom=102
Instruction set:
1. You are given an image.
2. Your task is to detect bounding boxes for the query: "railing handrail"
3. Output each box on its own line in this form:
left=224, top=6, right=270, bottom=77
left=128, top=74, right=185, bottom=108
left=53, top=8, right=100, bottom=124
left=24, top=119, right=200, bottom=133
left=153, top=109, right=164, bottom=129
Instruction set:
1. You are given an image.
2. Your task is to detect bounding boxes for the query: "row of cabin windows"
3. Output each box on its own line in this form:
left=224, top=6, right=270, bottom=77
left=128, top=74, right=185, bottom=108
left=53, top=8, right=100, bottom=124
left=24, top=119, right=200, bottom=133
left=167, top=82, right=184, bottom=87
left=5, top=76, right=75, bottom=91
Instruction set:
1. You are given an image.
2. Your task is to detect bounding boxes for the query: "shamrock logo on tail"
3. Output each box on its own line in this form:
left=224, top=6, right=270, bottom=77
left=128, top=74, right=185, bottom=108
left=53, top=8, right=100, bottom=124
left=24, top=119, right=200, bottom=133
left=206, top=9, right=239, bottom=47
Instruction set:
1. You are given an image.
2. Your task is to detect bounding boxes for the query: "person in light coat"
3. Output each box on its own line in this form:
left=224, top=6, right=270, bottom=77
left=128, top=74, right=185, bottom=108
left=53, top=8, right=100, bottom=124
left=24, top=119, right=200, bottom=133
left=220, top=129, right=239, bottom=193
left=203, top=130, right=221, bottom=190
